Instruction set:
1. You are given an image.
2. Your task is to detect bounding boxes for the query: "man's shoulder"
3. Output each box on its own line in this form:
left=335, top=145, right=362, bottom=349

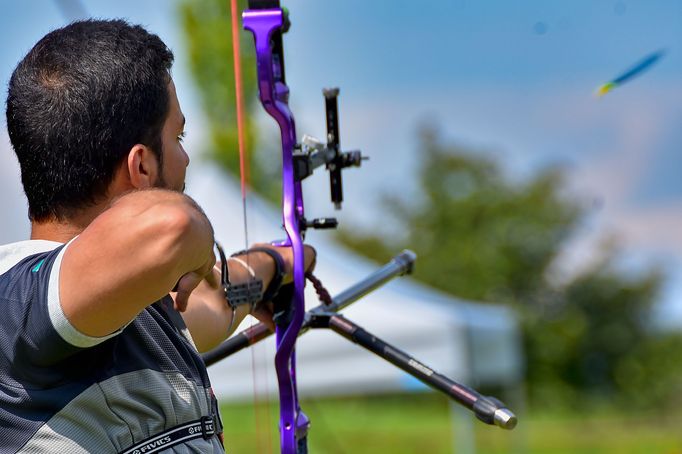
left=0, top=239, right=64, bottom=276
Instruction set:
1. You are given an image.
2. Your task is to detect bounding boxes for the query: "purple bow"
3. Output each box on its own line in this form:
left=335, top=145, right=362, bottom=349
left=243, top=4, right=309, bottom=453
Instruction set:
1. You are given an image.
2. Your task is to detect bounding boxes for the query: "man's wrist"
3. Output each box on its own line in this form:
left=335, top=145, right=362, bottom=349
left=216, top=243, right=262, bottom=313
left=231, top=247, right=285, bottom=303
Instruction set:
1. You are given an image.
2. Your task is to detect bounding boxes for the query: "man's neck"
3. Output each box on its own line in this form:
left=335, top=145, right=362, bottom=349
left=30, top=208, right=102, bottom=243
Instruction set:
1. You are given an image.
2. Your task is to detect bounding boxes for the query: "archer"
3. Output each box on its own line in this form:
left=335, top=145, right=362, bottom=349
left=0, top=19, right=314, bottom=453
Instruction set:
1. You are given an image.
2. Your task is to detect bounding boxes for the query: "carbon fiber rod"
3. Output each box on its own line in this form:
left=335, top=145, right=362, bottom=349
left=202, top=250, right=417, bottom=366
left=314, top=313, right=517, bottom=430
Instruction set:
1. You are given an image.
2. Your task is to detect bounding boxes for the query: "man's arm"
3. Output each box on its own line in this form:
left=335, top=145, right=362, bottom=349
left=179, top=250, right=274, bottom=353
left=59, top=189, right=216, bottom=338
left=180, top=245, right=316, bottom=353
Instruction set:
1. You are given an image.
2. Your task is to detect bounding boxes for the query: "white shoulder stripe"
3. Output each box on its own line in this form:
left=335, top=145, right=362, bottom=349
left=47, top=239, right=128, bottom=348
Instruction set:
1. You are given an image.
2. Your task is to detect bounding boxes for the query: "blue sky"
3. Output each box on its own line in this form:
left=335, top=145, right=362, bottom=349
left=1, top=0, right=681, bottom=323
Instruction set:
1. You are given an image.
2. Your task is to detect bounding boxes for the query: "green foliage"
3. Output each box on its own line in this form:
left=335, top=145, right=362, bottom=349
left=178, top=0, right=279, bottom=198
left=339, top=125, right=682, bottom=409
left=525, top=266, right=682, bottom=408
left=341, top=126, right=581, bottom=305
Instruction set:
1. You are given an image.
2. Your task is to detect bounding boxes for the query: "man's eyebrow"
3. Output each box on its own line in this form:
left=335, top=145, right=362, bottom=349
left=181, top=115, right=186, bottom=129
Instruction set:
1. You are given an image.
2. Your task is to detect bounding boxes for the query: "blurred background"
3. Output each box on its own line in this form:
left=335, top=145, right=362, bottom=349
left=1, top=0, right=681, bottom=452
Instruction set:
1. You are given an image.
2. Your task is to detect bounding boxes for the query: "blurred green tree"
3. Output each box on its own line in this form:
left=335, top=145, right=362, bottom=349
left=338, top=125, right=682, bottom=408
left=178, top=0, right=279, bottom=198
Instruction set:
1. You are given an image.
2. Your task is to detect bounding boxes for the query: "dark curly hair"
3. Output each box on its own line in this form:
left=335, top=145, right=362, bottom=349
left=6, top=19, right=174, bottom=221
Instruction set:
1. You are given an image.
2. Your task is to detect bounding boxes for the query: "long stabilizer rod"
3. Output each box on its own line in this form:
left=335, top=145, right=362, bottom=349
left=310, top=312, right=518, bottom=430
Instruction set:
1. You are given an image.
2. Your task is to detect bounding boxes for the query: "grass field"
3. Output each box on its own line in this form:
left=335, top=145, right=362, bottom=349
left=219, top=393, right=682, bottom=453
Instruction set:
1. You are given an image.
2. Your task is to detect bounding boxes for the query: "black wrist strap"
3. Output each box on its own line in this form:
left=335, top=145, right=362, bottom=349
left=216, top=242, right=263, bottom=310
left=232, top=247, right=286, bottom=303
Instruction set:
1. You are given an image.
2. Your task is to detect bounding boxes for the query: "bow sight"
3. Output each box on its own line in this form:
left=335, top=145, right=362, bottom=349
left=295, top=88, right=366, bottom=231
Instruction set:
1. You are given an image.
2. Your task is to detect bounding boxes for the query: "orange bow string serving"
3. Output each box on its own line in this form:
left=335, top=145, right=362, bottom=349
left=230, top=0, right=249, bottom=229
left=229, top=0, right=274, bottom=452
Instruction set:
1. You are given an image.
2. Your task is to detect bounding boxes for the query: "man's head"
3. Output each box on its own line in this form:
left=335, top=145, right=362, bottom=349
left=6, top=19, right=179, bottom=222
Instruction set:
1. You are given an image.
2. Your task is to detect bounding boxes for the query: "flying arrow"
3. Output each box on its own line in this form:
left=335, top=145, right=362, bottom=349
left=596, top=49, right=666, bottom=97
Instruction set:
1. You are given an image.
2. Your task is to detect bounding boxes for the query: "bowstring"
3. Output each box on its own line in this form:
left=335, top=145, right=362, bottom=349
left=229, top=0, right=273, bottom=452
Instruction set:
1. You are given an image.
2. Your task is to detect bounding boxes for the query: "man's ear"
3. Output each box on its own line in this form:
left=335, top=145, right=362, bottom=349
left=127, top=144, right=160, bottom=189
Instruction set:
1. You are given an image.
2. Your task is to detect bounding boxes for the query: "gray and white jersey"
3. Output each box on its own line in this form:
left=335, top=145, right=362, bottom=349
left=0, top=240, right=224, bottom=453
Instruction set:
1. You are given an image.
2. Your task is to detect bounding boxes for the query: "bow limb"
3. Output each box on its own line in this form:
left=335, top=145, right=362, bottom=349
left=243, top=5, right=308, bottom=453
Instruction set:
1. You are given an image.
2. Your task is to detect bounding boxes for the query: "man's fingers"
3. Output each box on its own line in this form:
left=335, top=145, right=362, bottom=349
left=204, top=265, right=220, bottom=290
left=174, top=290, right=190, bottom=312
left=251, top=304, right=276, bottom=332
left=173, top=272, right=203, bottom=312
left=303, top=245, right=317, bottom=273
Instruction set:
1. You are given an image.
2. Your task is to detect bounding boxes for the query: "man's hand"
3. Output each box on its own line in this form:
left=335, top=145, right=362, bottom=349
left=180, top=243, right=317, bottom=351
left=244, top=244, right=317, bottom=332
left=251, top=243, right=317, bottom=284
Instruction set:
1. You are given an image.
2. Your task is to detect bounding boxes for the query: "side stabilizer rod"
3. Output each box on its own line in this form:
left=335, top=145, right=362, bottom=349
left=310, top=312, right=518, bottom=430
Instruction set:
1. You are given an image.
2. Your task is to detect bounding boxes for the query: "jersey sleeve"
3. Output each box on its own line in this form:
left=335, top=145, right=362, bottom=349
left=44, top=241, right=128, bottom=349
left=0, top=242, right=126, bottom=370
